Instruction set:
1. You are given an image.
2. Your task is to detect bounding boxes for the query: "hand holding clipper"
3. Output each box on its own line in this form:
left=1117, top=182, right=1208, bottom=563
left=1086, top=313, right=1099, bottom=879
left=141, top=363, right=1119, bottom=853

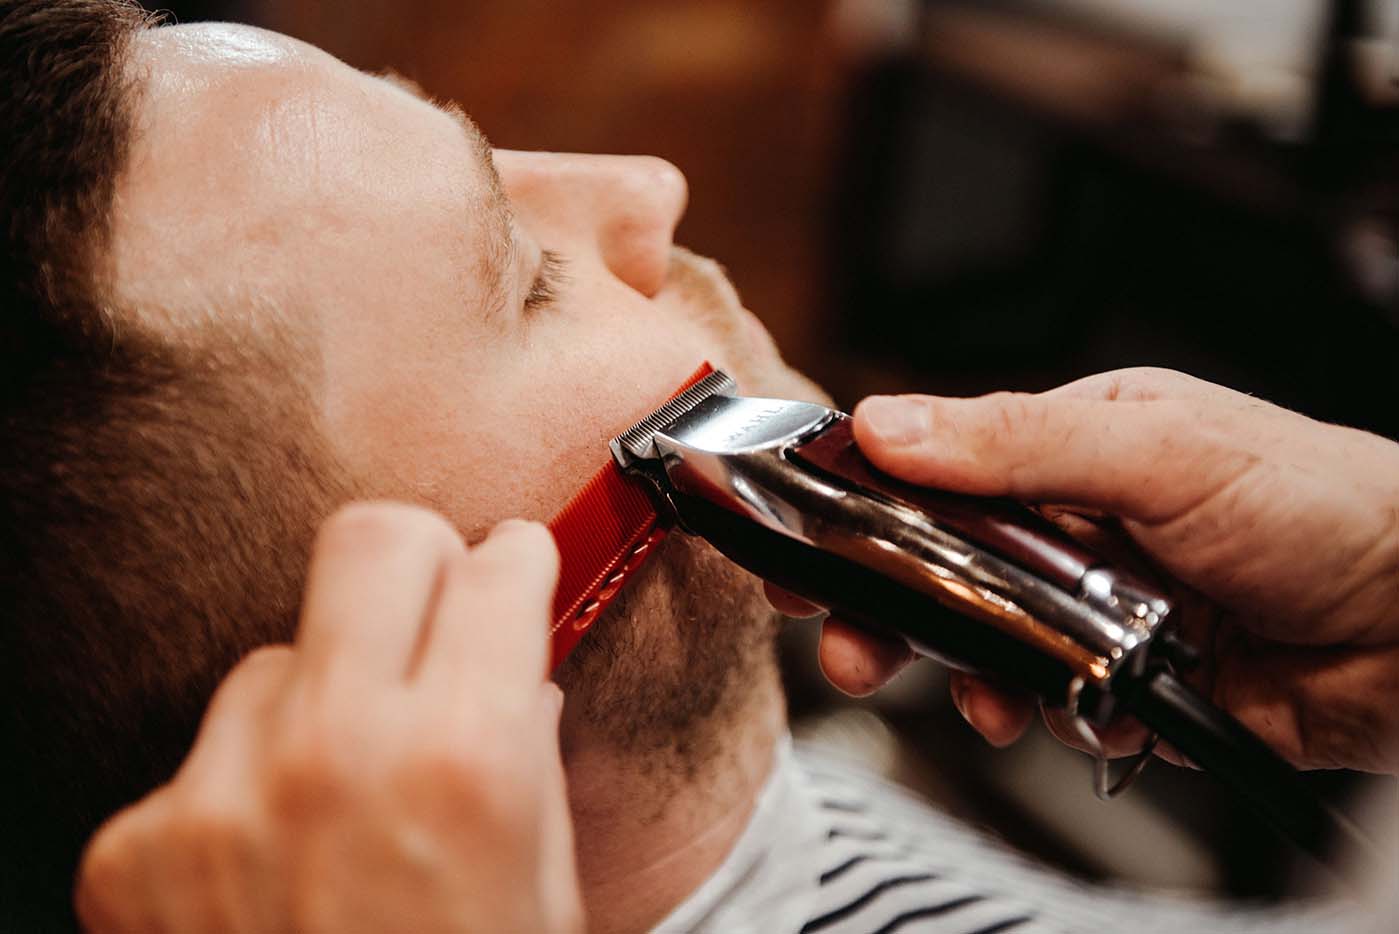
left=611, top=368, right=1384, bottom=867
left=612, top=370, right=1170, bottom=721
left=851, top=370, right=1399, bottom=776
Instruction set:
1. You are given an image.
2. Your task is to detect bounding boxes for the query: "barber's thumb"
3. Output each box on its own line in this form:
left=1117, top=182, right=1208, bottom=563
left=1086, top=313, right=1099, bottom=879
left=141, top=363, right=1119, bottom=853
left=853, top=393, right=1027, bottom=495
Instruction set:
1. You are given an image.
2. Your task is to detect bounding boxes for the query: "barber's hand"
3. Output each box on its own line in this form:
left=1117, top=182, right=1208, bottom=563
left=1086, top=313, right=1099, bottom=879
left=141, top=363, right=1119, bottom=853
left=75, top=504, right=582, bottom=933
left=784, top=368, right=1399, bottom=773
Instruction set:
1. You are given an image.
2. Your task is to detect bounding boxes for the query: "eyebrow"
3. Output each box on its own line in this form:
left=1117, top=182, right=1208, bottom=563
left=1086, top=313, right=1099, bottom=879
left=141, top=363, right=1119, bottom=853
left=373, top=69, right=517, bottom=320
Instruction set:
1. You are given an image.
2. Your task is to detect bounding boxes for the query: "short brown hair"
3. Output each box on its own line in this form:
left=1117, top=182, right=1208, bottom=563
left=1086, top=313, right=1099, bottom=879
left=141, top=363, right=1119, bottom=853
left=1, top=2, right=352, bottom=927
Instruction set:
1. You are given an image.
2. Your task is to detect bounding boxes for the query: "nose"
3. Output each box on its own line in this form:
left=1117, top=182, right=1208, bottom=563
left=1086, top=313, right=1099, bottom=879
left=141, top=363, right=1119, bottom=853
left=494, top=151, right=689, bottom=298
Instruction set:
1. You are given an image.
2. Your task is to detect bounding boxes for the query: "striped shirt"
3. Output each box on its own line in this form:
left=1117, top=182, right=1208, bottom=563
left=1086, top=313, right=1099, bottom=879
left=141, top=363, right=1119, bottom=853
left=652, top=738, right=1358, bottom=934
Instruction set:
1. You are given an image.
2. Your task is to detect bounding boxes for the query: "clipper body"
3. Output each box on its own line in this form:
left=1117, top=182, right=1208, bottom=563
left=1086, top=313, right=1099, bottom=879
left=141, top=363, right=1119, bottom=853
left=611, top=371, right=1170, bottom=719
left=609, top=370, right=1369, bottom=862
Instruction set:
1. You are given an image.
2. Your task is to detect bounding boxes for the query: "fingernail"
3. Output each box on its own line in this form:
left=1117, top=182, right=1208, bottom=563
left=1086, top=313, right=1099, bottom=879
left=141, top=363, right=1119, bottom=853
left=859, top=396, right=931, bottom=447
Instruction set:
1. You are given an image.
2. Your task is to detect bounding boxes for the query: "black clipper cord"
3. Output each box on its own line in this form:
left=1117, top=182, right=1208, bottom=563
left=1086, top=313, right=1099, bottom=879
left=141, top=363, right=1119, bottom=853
left=670, top=491, right=1374, bottom=870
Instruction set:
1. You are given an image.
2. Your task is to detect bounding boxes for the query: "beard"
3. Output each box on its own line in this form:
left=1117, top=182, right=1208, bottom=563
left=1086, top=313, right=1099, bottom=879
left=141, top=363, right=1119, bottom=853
left=552, top=247, right=827, bottom=764
left=553, top=532, right=780, bottom=765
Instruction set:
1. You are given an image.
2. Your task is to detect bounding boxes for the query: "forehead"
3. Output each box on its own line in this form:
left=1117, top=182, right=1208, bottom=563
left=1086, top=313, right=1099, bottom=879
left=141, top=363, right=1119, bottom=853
left=113, top=23, right=495, bottom=334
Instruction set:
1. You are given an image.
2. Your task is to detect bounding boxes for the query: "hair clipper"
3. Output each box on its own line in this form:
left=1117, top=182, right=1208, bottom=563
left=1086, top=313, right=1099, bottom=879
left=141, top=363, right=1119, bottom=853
left=609, top=368, right=1370, bottom=866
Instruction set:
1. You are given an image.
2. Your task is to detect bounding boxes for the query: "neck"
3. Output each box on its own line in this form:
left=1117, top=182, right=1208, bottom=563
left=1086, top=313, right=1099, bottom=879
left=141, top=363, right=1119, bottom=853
left=559, top=659, right=785, bottom=934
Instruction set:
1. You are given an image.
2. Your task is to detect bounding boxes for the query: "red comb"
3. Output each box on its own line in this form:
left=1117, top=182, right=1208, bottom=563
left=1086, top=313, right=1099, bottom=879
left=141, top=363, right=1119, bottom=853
left=546, top=363, right=714, bottom=669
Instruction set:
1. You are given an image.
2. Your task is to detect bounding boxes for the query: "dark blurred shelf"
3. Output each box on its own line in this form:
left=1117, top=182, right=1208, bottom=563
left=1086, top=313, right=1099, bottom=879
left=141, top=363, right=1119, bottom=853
left=826, top=1, right=1399, bottom=440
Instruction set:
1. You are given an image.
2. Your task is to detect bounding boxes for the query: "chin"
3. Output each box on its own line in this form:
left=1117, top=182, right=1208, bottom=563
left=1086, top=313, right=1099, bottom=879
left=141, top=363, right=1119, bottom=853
left=553, top=529, right=780, bottom=761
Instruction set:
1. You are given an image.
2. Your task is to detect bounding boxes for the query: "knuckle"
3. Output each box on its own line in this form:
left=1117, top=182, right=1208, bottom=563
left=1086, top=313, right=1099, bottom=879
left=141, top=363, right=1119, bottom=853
left=1075, top=366, right=1197, bottom=402
left=975, top=392, right=1049, bottom=475
left=78, top=823, right=134, bottom=895
left=266, top=731, right=351, bottom=821
left=1117, top=365, right=1187, bottom=390
left=167, top=794, right=251, bottom=856
left=980, top=391, right=1038, bottom=441
left=1129, top=365, right=1188, bottom=382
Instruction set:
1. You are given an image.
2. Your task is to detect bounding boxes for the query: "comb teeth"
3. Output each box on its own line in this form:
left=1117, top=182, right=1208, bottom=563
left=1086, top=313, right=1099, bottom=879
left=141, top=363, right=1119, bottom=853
left=612, top=369, right=737, bottom=460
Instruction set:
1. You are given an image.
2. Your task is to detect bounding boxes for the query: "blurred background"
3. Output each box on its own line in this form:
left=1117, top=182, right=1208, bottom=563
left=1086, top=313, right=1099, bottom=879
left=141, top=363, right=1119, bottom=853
left=166, top=0, right=1396, bottom=904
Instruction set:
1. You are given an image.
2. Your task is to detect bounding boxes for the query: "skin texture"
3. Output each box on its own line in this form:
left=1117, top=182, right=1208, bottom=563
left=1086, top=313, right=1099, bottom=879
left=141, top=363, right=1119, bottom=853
left=848, top=368, right=1399, bottom=774
left=100, top=21, right=828, bottom=934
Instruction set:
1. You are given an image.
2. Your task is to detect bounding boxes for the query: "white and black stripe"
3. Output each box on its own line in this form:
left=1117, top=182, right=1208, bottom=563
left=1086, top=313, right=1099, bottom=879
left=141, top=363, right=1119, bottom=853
left=652, top=738, right=1358, bottom=933
left=798, top=789, right=1042, bottom=932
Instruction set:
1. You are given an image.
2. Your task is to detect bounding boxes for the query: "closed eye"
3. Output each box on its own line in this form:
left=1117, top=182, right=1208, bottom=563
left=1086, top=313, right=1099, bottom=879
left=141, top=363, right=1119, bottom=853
left=524, top=250, right=568, bottom=313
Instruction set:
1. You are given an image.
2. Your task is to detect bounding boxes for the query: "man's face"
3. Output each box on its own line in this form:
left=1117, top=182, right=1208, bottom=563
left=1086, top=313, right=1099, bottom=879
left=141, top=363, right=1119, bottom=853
left=114, top=23, right=824, bottom=749
left=115, top=23, right=819, bottom=537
